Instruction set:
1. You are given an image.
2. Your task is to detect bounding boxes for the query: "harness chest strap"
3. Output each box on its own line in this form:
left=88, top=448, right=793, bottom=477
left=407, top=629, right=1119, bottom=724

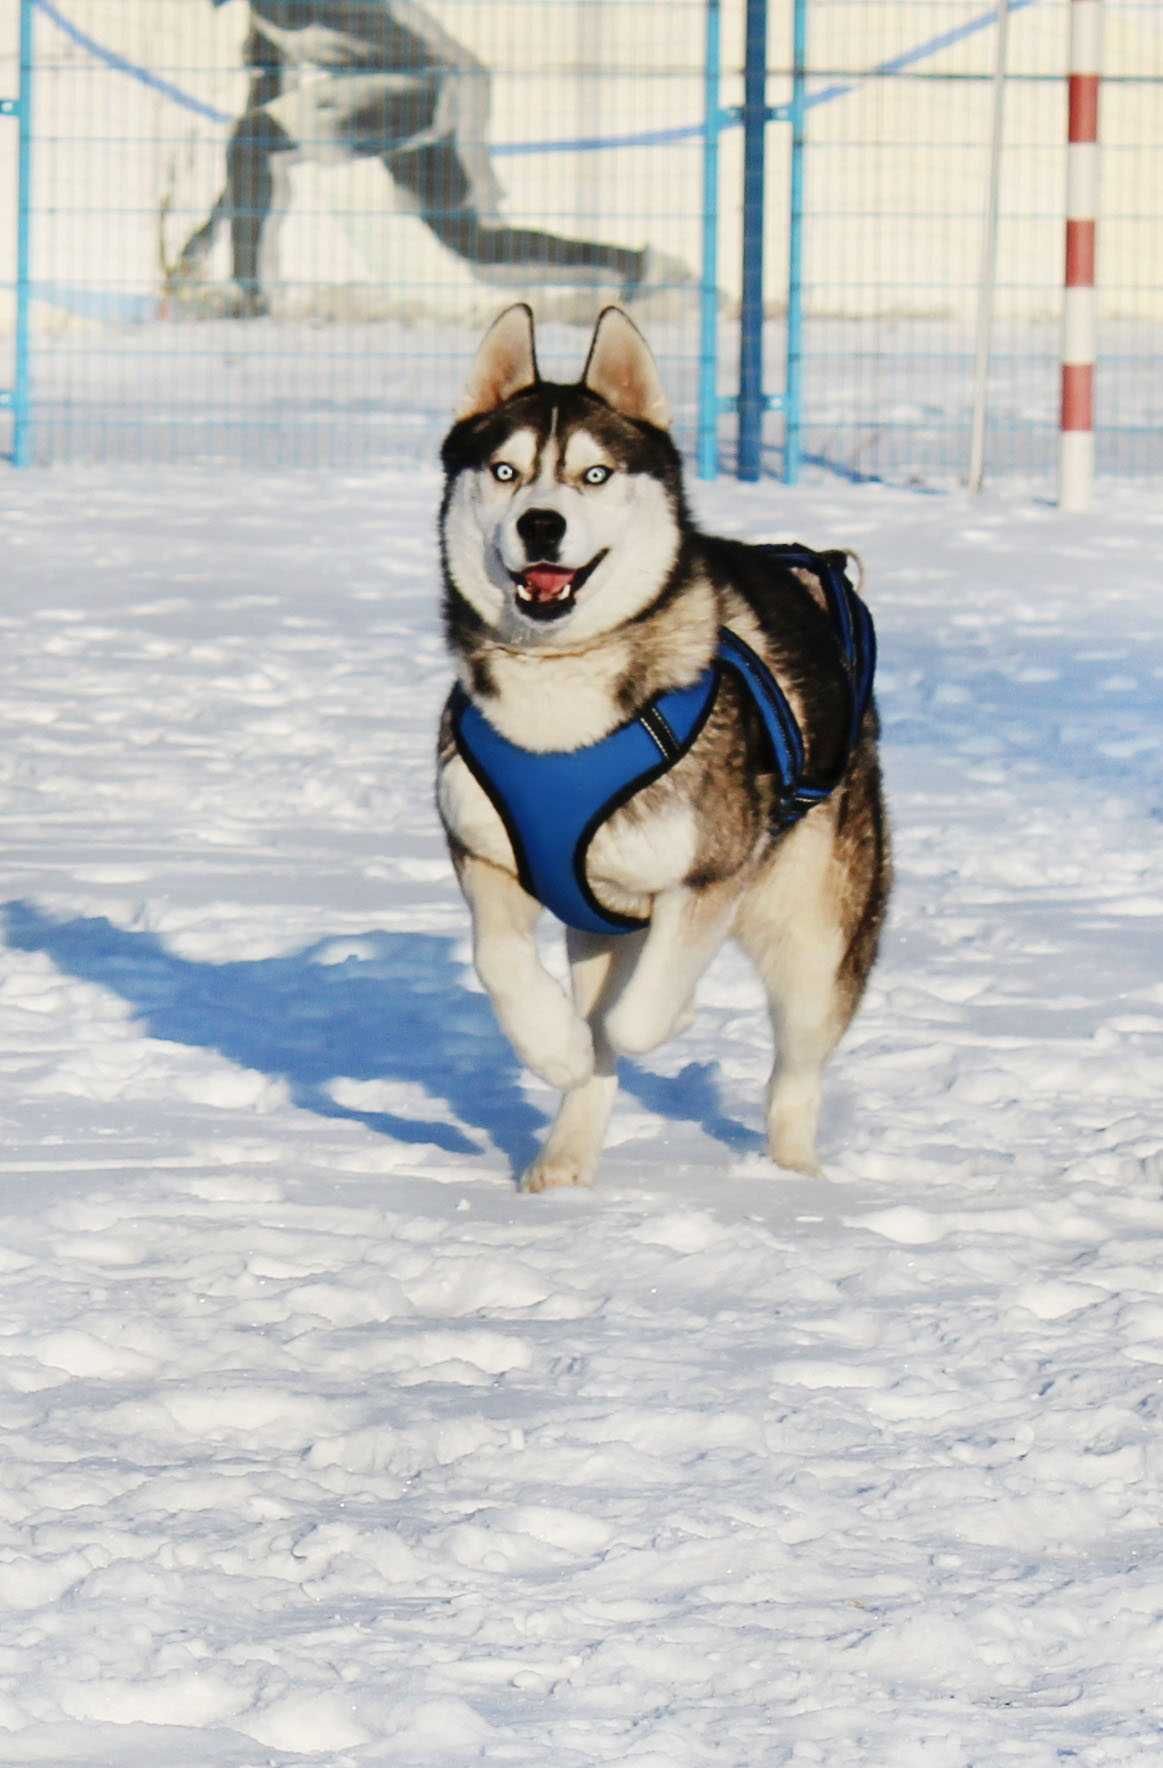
left=452, top=662, right=718, bottom=937
left=451, top=551, right=876, bottom=938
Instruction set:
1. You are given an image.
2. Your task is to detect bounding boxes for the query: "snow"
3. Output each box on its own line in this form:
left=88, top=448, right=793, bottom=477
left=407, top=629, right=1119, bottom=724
left=0, top=461, right=1162, bottom=1765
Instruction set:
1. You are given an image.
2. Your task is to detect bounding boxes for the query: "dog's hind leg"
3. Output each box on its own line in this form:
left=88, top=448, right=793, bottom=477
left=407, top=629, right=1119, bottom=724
left=603, top=880, right=738, bottom=1058
left=521, top=928, right=641, bottom=1193
left=734, top=827, right=860, bottom=1176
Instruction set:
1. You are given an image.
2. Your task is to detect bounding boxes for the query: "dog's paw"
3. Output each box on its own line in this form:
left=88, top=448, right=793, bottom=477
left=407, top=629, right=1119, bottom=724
left=767, top=1110, right=820, bottom=1176
left=520, top=1153, right=596, bottom=1194
left=767, top=1071, right=821, bottom=1176
left=768, top=1131, right=820, bottom=1177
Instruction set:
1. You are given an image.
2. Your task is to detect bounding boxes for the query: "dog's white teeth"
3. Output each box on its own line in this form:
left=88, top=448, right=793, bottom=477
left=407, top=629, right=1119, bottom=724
left=515, top=583, right=533, bottom=602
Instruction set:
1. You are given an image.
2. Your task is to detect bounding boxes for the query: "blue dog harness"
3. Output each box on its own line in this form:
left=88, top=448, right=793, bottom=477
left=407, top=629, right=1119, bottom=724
left=451, top=546, right=876, bottom=937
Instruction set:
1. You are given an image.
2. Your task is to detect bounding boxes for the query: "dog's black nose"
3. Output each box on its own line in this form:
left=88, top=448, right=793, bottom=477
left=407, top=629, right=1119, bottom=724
left=515, top=507, right=567, bottom=560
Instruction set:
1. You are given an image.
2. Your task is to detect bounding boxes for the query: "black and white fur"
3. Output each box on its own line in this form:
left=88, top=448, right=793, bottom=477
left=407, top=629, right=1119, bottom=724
left=436, top=304, right=891, bottom=1190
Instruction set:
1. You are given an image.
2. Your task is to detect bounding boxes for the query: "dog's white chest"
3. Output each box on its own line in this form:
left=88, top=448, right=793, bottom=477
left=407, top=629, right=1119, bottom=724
left=437, top=754, right=516, bottom=875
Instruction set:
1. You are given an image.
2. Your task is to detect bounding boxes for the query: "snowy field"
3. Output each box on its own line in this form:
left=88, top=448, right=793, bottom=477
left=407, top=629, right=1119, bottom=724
left=1, top=461, right=1162, bottom=1766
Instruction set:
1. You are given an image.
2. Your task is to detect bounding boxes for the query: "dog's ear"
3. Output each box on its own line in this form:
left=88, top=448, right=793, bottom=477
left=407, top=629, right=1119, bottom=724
left=456, top=304, right=539, bottom=421
left=581, top=307, right=671, bottom=430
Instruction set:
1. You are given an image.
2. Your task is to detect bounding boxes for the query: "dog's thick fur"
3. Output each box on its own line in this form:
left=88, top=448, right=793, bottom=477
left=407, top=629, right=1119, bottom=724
left=436, top=304, right=891, bottom=1190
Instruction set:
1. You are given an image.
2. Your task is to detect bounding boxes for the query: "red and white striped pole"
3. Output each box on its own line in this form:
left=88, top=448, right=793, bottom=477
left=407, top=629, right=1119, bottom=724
left=1058, top=0, right=1103, bottom=512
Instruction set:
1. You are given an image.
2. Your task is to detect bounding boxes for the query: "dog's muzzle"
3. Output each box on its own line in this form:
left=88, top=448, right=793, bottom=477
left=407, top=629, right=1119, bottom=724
left=509, top=550, right=607, bottom=622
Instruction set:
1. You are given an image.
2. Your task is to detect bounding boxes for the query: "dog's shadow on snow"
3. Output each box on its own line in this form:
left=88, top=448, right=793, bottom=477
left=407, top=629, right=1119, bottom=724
left=2, top=901, right=760, bottom=1176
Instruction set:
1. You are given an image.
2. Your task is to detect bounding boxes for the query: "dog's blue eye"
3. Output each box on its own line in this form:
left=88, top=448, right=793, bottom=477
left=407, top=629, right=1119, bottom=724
left=584, top=465, right=612, bottom=486
left=490, top=462, right=516, bottom=484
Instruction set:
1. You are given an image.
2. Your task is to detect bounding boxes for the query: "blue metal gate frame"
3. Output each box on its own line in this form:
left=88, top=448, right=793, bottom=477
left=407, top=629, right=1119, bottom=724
left=697, top=0, right=809, bottom=487
left=696, top=0, right=724, bottom=482
left=704, top=0, right=1050, bottom=487
left=736, top=0, right=769, bottom=483
left=2, top=0, right=33, bottom=466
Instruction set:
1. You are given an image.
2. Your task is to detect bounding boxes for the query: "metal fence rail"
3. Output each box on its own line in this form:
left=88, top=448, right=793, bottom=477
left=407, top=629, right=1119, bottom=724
left=2, top=1, right=1161, bottom=484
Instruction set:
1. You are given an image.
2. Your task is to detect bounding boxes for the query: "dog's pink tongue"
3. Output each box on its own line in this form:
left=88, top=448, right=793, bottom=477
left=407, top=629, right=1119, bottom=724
left=523, top=566, right=575, bottom=602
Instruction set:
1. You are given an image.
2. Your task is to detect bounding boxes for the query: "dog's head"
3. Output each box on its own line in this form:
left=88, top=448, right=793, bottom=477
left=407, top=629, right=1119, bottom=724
left=440, top=305, right=687, bottom=650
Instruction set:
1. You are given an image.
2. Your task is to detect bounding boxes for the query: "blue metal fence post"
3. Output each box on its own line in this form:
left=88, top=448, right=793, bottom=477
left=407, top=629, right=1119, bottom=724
left=13, top=0, right=34, bottom=467
left=696, top=0, right=722, bottom=481
left=737, top=0, right=768, bottom=481
left=784, top=0, right=808, bottom=484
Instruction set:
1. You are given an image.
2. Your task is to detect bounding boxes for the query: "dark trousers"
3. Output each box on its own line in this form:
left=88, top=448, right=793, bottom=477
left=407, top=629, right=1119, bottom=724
left=183, top=95, right=644, bottom=301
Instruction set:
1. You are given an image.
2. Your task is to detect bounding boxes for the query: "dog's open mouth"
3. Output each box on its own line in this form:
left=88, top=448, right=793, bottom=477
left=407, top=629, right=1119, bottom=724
left=510, top=550, right=607, bottom=622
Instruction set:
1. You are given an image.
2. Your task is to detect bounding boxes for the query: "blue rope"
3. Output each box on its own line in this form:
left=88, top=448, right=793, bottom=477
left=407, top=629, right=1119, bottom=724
left=32, top=0, right=233, bottom=126
left=33, top=0, right=1045, bottom=158
left=492, top=120, right=707, bottom=158
left=781, top=0, right=1042, bottom=120
left=31, top=0, right=702, bottom=152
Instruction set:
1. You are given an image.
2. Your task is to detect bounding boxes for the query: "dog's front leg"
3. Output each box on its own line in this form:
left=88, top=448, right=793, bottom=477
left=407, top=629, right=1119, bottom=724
left=603, top=880, right=737, bottom=1058
left=458, top=855, right=594, bottom=1091
left=522, top=927, right=644, bottom=1193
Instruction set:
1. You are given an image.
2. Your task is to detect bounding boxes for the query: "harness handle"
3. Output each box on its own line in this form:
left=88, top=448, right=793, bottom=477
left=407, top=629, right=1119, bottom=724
left=768, top=543, right=877, bottom=768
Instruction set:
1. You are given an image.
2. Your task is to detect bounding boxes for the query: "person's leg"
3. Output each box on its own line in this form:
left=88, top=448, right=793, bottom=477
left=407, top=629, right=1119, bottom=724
left=224, top=107, right=295, bottom=316
left=387, top=136, right=658, bottom=295
left=177, top=47, right=283, bottom=304
left=176, top=191, right=227, bottom=276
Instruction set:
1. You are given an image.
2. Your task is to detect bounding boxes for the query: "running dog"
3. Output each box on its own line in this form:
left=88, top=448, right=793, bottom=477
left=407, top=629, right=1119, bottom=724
left=436, top=304, right=891, bottom=1190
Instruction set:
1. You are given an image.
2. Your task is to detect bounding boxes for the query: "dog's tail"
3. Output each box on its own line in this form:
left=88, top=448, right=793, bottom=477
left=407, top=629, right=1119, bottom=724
left=838, top=548, right=866, bottom=598
left=788, top=546, right=868, bottom=615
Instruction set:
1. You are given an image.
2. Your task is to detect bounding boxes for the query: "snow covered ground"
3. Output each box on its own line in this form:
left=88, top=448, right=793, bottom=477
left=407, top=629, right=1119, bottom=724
left=1, top=462, right=1162, bottom=1765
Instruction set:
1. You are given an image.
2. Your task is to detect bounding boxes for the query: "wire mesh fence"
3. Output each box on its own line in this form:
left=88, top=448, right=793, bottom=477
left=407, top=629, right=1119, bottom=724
left=1, top=1, right=1161, bottom=482
left=760, top=0, right=1162, bottom=485
left=1, top=0, right=708, bottom=466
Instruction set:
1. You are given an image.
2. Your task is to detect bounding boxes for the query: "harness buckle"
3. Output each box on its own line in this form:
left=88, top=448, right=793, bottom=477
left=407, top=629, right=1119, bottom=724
left=775, top=787, right=828, bottom=828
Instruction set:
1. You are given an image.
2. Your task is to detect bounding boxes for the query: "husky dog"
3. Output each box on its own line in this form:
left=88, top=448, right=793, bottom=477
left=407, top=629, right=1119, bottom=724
left=436, top=304, right=891, bottom=1191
